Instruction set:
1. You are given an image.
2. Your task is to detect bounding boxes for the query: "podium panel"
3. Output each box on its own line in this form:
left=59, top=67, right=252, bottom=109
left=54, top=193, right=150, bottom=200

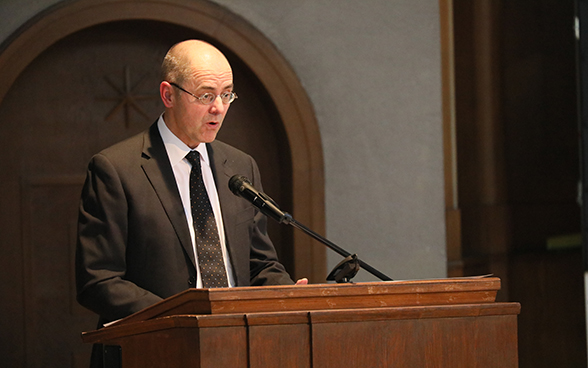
left=310, top=305, right=519, bottom=367
left=82, top=278, right=520, bottom=367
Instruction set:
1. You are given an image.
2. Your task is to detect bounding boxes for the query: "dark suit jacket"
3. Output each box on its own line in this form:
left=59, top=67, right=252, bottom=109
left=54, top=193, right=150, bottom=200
left=76, top=122, right=293, bottom=324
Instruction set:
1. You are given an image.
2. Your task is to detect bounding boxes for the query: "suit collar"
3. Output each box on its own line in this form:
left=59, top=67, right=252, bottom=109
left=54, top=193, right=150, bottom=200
left=156, top=116, right=212, bottom=167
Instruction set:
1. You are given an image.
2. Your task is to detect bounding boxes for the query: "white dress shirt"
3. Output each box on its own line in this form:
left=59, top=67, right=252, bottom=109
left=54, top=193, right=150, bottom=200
left=157, top=116, right=235, bottom=288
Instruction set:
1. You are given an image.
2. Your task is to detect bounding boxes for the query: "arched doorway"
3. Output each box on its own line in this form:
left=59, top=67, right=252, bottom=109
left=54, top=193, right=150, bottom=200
left=0, top=1, right=324, bottom=366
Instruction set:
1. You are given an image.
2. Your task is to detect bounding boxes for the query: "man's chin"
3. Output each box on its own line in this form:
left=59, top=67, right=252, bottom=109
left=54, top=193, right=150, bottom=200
left=201, top=135, right=219, bottom=144
left=203, top=133, right=219, bottom=142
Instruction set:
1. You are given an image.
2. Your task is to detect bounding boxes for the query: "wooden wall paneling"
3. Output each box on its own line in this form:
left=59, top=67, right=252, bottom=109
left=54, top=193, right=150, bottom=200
left=453, top=0, right=511, bottom=298
left=453, top=0, right=585, bottom=366
left=509, top=249, right=586, bottom=367
left=0, top=140, right=24, bottom=364
left=499, top=0, right=582, bottom=364
left=21, top=176, right=93, bottom=367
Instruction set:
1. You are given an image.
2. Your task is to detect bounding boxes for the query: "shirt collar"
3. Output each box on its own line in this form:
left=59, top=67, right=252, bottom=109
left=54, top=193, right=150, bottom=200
left=157, top=115, right=210, bottom=167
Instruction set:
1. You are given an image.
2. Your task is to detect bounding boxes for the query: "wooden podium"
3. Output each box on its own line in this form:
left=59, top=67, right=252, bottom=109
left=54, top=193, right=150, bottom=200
left=82, top=277, right=520, bottom=367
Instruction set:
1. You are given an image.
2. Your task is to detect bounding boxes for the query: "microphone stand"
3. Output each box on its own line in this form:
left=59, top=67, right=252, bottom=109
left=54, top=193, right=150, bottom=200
left=281, top=214, right=393, bottom=282
left=228, top=175, right=392, bottom=282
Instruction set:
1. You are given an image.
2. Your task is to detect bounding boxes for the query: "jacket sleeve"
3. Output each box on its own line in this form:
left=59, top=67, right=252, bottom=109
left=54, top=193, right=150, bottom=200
left=246, top=157, right=295, bottom=286
left=75, top=153, right=162, bottom=323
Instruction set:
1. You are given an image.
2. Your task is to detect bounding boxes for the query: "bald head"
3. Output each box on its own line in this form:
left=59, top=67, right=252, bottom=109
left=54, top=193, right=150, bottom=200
left=159, top=40, right=235, bottom=148
left=161, top=40, right=232, bottom=85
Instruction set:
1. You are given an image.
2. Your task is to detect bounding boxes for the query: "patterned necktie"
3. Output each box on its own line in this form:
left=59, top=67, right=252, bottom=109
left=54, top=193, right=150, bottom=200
left=185, top=151, right=228, bottom=288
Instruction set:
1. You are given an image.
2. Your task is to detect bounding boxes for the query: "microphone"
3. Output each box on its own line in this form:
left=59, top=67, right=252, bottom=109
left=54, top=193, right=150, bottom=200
left=229, top=175, right=292, bottom=224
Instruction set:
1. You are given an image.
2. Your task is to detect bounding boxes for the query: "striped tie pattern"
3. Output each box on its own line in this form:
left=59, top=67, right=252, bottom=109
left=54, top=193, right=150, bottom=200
left=185, top=151, right=228, bottom=288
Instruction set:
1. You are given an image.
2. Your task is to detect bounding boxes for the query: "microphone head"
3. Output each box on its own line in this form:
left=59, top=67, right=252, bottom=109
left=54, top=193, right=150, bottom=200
left=229, top=175, right=251, bottom=195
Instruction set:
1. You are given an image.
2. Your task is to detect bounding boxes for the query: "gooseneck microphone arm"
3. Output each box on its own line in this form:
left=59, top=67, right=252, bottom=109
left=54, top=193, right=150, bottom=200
left=229, top=175, right=393, bottom=282
left=284, top=214, right=393, bottom=281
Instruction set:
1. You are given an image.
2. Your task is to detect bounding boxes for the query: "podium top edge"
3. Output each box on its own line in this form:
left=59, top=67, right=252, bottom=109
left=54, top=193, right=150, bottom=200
left=105, top=276, right=500, bottom=328
left=188, top=276, right=500, bottom=295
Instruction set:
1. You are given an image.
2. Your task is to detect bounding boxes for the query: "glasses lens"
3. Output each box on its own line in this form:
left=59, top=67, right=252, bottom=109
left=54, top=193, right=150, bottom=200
left=220, top=92, right=233, bottom=104
left=200, top=93, right=215, bottom=104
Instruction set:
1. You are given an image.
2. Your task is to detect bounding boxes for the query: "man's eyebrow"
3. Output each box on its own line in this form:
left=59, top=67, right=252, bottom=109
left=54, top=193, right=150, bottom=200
left=198, top=83, right=234, bottom=91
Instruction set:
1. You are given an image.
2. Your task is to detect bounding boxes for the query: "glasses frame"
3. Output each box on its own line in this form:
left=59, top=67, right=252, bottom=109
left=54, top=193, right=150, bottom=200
left=169, top=82, right=238, bottom=105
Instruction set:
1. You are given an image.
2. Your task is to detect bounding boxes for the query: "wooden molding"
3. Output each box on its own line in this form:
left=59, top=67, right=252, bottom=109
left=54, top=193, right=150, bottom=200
left=439, top=0, right=462, bottom=276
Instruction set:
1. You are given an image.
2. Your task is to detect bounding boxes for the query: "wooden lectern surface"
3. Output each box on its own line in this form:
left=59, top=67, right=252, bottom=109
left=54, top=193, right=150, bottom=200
left=82, top=277, right=521, bottom=368
left=101, top=276, right=502, bottom=327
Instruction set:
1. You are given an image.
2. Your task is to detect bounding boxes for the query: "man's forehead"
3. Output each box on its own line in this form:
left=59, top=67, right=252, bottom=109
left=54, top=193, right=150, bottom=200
left=188, top=69, right=233, bottom=87
left=197, top=82, right=234, bottom=91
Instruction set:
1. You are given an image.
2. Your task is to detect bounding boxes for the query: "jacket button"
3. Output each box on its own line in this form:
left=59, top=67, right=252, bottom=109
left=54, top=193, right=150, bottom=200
left=188, top=276, right=196, bottom=287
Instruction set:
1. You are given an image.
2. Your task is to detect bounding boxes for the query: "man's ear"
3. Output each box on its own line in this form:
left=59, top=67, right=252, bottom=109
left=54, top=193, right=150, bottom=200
left=160, top=81, right=174, bottom=108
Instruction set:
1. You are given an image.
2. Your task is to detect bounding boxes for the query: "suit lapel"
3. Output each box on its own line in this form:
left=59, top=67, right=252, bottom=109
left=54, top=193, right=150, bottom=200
left=141, top=123, right=196, bottom=268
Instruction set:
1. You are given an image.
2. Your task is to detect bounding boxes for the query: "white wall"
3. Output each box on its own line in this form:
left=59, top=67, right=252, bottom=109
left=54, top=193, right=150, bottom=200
left=0, top=0, right=447, bottom=281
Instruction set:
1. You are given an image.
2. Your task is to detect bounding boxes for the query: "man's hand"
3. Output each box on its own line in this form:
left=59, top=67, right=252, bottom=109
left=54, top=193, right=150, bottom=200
left=295, top=278, right=308, bottom=285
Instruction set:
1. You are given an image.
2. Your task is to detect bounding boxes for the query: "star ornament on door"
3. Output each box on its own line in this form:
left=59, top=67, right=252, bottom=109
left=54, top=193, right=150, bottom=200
left=98, top=66, right=159, bottom=128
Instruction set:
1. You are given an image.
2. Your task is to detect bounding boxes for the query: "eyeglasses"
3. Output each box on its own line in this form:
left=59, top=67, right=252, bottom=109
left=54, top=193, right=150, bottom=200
left=169, top=82, right=238, bottom=105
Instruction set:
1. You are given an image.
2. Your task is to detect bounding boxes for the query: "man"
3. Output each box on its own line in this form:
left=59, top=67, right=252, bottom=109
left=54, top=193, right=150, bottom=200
left=76, top=40, right=305, bottom=366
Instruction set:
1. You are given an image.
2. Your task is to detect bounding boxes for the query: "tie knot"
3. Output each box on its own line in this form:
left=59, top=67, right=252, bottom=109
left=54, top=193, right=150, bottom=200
left=186, top=150, right=200, bottom=166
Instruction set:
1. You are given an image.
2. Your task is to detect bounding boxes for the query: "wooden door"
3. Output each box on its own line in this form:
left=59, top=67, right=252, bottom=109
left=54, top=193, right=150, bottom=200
left=0, top=20, right=291, bottom=368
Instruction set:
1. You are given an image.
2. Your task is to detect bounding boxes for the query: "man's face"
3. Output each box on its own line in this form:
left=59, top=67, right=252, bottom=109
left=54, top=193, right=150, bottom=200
left=161, top=52, right=234, bottom=149
left=172, top=73, right=233, bottom=148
